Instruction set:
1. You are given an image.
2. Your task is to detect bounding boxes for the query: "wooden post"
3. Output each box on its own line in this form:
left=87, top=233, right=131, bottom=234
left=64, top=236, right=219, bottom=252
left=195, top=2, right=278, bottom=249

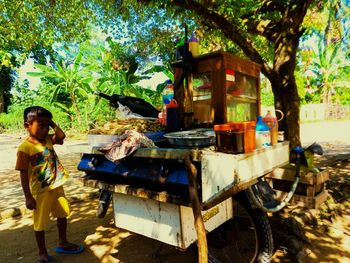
left=184, top=155, right=208, bottom=263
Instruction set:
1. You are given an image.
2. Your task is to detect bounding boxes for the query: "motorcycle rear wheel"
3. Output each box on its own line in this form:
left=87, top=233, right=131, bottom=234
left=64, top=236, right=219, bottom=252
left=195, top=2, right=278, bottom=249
left=207, top=190, right=274, bottom=263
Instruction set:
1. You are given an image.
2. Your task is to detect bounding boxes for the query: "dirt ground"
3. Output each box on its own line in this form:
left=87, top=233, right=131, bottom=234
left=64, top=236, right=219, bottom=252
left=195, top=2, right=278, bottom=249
left=1, top=160, right=349, bottom=263
left=1, top=121, right=350, bottom=263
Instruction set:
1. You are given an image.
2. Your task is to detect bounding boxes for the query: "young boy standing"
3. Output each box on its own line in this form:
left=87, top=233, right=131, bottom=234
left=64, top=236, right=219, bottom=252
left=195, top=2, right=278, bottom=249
left=15, top=106, right=83, bottom=263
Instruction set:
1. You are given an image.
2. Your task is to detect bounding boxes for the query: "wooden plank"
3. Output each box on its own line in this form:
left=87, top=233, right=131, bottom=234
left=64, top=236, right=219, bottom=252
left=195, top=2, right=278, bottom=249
left=257, top=72, right=261, bottom=116
left=222, top=52, right=261, bottom=78
left=193, top=57, right=214, bottom=73
left=266, top=168, right=314, bottom=185
left=132, top=147, right=201, bottom=161
left=211, top=56, right=226, bottom=124
left=273, top=189, right=328, bottom=209
left=306, top=184, right=316, bottom=197
left=132, top=141, right=289, bottom=162
left=314, top=170, right=330, bottom=185
left=173, top=65, right=194, bottom=129
left=75, top=177, right=114, bottom=191
left=202, top=179, right=257, bottom=210
left=184, top=72, right=194, bottom=128
left=184, top=156, right=208, bottom=263
left=314, top=190, right=329, bottom=209
left=265, top=168, right=329, bottom=185
left=75, top=177, right=190, bottom=206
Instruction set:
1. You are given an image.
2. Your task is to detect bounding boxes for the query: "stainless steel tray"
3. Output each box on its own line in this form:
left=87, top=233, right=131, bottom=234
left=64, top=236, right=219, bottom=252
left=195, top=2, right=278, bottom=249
left=164, top=129, right=215, bottom=148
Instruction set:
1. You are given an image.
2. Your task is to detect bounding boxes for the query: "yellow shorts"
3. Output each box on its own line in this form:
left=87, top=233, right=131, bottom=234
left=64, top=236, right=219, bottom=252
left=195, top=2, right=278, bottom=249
left=33, top=186, right=70, bottom=231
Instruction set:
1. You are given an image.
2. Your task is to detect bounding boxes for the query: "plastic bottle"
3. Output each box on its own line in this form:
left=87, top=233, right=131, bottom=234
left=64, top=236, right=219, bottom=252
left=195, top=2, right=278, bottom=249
left=256, top=116, right=271, bottom=148
left=263, top=110, right=278, bottom=145
left=162, top=80, right=174, bottom=105
left=158, top=80, right=174, bottom=125
left=188, top=34, right=199, bottom=57
left=166, top=99, right=180, bottom=132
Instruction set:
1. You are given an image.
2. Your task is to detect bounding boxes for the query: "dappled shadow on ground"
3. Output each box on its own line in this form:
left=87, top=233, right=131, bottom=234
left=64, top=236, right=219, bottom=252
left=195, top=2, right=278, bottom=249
left=0, top=152, right=98, bottom=215
left=0, top=199, right=197, bottom=263
left=115, top=233, right=197, bottom=263
left=1, top=141, right=350, bottom=262
left=304, top=160, right=350, bottom=262
left=272, top=159, right=350, bottom=262
left=314, top=142, right=350, bottom=167
left=326, top=161, right=350, bottom=203
left=0, top=200, right=109, bottom=263
left=59, top=153, right=84, bottom=175
left=0, top=169, right=25, bottom=211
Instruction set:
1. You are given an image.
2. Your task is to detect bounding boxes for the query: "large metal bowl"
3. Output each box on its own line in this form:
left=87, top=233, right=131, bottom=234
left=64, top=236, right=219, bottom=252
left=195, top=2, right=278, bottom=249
left=164, top=129, right=215, bottom=148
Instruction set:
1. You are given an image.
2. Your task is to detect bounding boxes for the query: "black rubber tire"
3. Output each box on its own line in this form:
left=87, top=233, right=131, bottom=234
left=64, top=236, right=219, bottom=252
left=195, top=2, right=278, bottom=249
left=233, top=190, right=274, bottom=263
left=96, top=190, right=112, bottom=218
left=207, top=190, right=274, bottom=263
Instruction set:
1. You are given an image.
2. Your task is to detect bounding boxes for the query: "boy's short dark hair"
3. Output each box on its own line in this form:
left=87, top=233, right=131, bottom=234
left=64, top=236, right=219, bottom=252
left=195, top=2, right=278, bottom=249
left=24, top=106, right=52, bottom=124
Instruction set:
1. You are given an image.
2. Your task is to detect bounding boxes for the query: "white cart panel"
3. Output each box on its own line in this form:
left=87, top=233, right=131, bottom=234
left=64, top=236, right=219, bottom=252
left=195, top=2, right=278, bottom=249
left=201, top=142, right=289, bottom=203
left=113, top=193, right=233, bottom=249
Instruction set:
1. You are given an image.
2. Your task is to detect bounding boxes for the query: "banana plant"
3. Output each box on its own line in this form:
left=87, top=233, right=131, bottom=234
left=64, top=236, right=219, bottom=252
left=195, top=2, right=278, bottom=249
left=308, top=37, right=350, bottom=105
left=28, top=52, right=95, bottom=127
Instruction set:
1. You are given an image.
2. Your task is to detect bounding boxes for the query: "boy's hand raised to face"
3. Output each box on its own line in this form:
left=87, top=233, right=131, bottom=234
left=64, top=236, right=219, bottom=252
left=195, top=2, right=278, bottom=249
left=49, top=120, right=57, bottom=129
left=49, top=120, right=66, bottom=144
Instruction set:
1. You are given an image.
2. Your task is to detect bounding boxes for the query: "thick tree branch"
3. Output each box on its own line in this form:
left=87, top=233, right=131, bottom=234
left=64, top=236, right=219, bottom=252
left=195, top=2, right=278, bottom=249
left=273, top=0, right=314, bottom=73
left=281, top=0, right=314, bottom=30
left=242, top=0, right=286, bottom=18
left=246, top=0, right=313, bottom=46
left=245, top=19, right=282, bottom=42
left=255, top=0, right=286, bottom=14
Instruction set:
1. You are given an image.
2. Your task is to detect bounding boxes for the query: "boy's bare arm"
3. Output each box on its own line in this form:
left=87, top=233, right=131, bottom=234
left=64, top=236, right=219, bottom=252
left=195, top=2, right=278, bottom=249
left=19, top=170, right=36, bottom=210
left=50, top=121, right=66, bottom=145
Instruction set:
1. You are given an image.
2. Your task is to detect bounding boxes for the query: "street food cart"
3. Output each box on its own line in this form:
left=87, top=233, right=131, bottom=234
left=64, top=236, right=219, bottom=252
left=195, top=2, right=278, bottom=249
left=77, top=52, right=294, bottom=263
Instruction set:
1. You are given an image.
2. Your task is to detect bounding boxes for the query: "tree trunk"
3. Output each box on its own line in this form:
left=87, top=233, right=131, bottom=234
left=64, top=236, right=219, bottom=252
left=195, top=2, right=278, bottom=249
left=0, top=66, right=12, bottom=113
left=269, top=33, right=302, bottom=147
left=272, top=78, right=301, bottom=147
left=0, top=90, right=4, bottom=113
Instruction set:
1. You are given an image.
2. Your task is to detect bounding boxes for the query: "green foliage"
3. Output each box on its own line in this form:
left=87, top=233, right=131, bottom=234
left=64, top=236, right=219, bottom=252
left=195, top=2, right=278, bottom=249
left=0, top=105, right=25, bottom=131
left=261, top=89, right=274, bottom=107
left=0, top=36, right=167, bottom=133
left=0, top=1, right=95, bottom=66
left=95, top=2, right=185, bottom=66
left=300, top=34, right=350, bottom=105
left=296, top=0, right=350, bottom=105
left=3, top=0, right=349, bottom=141
left=0, top=102, right=71, bottom=132
left=294, top=69, right=309, bottom=104
left=260, top=80, right=274, bottom=107
left=27, top=51, right=96, bottom=128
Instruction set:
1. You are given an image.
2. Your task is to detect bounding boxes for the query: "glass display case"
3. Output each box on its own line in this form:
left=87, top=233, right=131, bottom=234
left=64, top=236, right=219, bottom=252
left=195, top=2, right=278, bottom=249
left=192, top=72, right=212, bottom=124
left=172, top=51, right=261, bottom=129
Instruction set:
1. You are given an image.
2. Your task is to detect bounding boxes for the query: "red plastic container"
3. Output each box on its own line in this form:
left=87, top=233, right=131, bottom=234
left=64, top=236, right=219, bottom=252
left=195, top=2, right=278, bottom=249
left=214, top=121, right=256, bottom=153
